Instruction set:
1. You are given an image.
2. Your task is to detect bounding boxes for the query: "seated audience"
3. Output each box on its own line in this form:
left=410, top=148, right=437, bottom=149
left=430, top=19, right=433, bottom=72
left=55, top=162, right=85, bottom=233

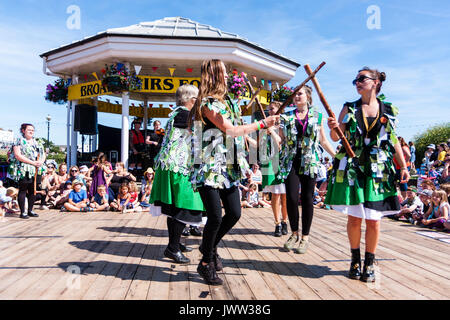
left=89, top=185, right=110, bottom=212
left=63, top=180, right=92, bottom=212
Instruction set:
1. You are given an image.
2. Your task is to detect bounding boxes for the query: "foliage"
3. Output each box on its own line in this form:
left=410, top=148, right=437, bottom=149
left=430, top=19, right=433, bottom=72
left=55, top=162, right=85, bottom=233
left=272, top=85, right=294, bottom=103
left=45, top=78, right=69, bottom=104
left=413, top=122, right=450, bottom=166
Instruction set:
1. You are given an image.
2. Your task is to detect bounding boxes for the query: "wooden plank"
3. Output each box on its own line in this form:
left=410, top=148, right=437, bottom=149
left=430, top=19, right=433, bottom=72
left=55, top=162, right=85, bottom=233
left=20, top=212, right=134, bottom=300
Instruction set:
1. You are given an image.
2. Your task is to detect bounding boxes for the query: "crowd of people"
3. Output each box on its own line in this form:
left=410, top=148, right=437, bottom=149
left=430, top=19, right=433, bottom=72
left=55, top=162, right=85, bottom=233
left=2, top=60, right=449, bottom=288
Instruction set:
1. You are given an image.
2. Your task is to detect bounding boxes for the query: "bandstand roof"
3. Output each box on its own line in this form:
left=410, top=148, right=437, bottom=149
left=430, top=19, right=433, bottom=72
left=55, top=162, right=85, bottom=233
left=40, top=17, right=300, bottom=99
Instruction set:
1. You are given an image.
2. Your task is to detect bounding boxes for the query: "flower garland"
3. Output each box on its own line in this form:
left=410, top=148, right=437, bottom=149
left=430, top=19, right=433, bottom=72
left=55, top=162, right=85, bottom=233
left=227, top=70, right=248, bottom=98
left=101, top=63, right=142, bottom=93
left=45, top=78, right=69, bottom=104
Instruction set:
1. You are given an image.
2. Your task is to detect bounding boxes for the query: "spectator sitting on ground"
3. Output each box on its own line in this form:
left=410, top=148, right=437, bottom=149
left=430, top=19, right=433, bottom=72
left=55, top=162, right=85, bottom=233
left=139, top=184, right=152, bottom=211
left=112, top=182, right=133, bottom=213
left=441, top=155, right=450, bottom=184
left=413, top=189, right=433, bottom=224
left=241, top=183, right=270, bottom=208
left=55, top=162, right=68, bottom=189
left=140, top=167, right=154, bottom=195
left=78, top=165, right=92, bottom=190
left=128, top=181, right=141, bottom=211
left=63, top=179, right=92, bottom=212
left=39, top=161, right=59, bottom=209
left=440, top=183, right=450, bottom=203
left=420, top=179, right=436, bottom=192
left=421, top=190, right=449, bottom=229
left=89, top=185, right=110, bottom=212
left=108, top=162, right=136, bottom=198
left=51, top=181, right=72, bottom=209
left=392, top=186, right=423, bottom=222
left=249, top=164, right=263, bottom=188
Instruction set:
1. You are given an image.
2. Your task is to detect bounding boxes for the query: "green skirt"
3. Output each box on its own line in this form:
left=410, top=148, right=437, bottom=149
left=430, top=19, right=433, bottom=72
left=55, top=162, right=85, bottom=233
left=261, top=161, right=283, bottom=189
left=324, top=174, right=399, bottom=212
left=150, top=168, right=205, bottom=212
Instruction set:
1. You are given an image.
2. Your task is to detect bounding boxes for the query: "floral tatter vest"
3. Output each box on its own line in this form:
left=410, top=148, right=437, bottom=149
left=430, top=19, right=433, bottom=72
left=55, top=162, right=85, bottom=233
left=331, top=96, right=399, bottom=194
left=154, top=106, right=192, bottom=176
left=190, top=95, right=249, bottom=189
left=279, top=105, right=323, bottom=179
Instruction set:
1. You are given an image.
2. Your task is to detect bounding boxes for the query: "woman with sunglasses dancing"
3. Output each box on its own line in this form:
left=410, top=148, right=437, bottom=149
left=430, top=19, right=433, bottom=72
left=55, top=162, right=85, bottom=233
left=325, top=67, right=409, bottom=282
left=190, top=59, right=279, bottom=285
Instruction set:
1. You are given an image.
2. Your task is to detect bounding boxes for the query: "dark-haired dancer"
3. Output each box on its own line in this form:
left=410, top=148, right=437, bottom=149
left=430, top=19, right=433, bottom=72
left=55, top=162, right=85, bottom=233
left=149, top=84, right=205, bottom=264
left=326, top=67, right=409, bottom=282
left=279, top=85, right=335, bottom=254
left=190, top=59, right=279, bottom=285
left=8, top=123, right=46, bottom=219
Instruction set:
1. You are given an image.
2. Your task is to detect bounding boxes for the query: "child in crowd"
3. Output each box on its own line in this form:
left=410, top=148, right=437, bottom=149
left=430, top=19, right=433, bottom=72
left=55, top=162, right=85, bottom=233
left=393, top=186, right=423, bottom=223
left=78, top=165, right=91, bottom=191
left=440, top=184, right=450, bottom=203
left=52, top=182, right=72, bottom=209
left=242, top=183, right=270, bottom=208
left=0, top=183, right=18, bottom=217
left=63, top=180, right=92, bottom=212
left=111, top=183, right=133, bottom=213
left=421, top=190, right=449, bottom=229
left=90, top=185, right=110, bottom=212
left=139, top=184, right=152, bottom=211
left=414, top=189, right=433, bottom=223
left=128, top=181, right=140, bottom=211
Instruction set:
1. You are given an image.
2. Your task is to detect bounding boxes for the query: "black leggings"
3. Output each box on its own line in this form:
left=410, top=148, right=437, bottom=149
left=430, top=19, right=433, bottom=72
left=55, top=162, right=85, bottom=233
left=18, top=174, right=41, bottom=214
left=285, top=162, right=316, bottom=236
left=166, top=217, right=186, bottom=252
left=198, top=185, right=241, bottom=263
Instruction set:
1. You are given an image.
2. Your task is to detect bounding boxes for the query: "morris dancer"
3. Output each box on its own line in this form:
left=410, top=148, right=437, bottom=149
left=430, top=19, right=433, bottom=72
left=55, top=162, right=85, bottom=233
left=279, top=85, right=335, bottom=254
left=326, top=67, right=409, bottom=282
left=190, top=59, right=279, bottom=285
left=260, top=101, right=288, bottom=237
left=149, top=84, right=205, bottom=264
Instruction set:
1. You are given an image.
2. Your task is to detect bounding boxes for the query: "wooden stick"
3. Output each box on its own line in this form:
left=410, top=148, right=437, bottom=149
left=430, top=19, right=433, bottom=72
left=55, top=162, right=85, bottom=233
left=244, top=79, right=267, bottom=119
left=304, top=64, right=355, bottom=158
left=275, top=61, right=326, bottom=115
left=34, top=154, right=40, bottom=196
left=240, top=87, right=261, bottom=115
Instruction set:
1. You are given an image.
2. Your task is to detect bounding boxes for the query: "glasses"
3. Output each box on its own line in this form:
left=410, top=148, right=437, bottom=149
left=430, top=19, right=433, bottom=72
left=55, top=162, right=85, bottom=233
left=71, top=170, right=78, bottom=173
left=352, top=75, right=376, bottom=86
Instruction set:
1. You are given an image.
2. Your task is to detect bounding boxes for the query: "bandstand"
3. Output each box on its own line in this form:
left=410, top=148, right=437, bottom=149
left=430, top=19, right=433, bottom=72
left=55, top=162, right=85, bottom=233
left=40, top=17, right=300, bottom=167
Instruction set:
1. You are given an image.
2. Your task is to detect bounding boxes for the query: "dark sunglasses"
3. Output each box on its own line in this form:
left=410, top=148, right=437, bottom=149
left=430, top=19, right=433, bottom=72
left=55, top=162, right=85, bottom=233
left=71, top=170, right=79, bottom=172
left=352, top=75, right=376, bottom=86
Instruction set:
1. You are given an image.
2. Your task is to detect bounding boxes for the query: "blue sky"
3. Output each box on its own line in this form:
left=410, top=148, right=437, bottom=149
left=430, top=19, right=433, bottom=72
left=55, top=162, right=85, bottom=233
left=0, top=0, right=449, bottom=147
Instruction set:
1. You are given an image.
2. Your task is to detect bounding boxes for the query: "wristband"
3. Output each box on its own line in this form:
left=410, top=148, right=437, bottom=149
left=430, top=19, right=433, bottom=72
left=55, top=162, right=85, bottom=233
left=254, top=121, right=261, bottom=131
left=259, top=120, right=265, bottom=130
left=400, top=167, right=408, bottom=170
left=261, top=119, right=267, bottom=128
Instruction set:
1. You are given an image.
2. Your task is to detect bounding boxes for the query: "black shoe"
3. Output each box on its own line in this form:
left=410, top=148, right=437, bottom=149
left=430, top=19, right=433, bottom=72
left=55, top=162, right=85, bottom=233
left=182, top=226, right=190, bottom=237
left=213, top=251, right=223, bottom=271
left=179, top=243, right=193, bottom=253
left=197, top=261, right=223, bottom=285
left=164, top=248, right=190, bottom=264
left=189, top=226, right=202, bottom=236
left=281, top=221, right=288, bottom=235
left=361, top=263, right=376, bottom=282
left=349, top=262, right=362, bottom=280
left=20, top=213, right=29, bottom=219
left=199, top=245, right=223, bottom=271
left=360, top=252, right=376, bottom=282
left=274, top=224, right=282, bottom=237
left=27, top=211, right=39, bottom=218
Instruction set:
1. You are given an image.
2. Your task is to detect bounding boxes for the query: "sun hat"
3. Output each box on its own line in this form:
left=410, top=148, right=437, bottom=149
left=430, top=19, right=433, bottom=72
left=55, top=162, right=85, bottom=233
left=72, top=179, right=83, bottom=187
left=418, top=189, right=433, bottom=197
left=79, top=165, right=89, bottom=172
left=407, top=186, right=417, bottom=193
left=427, top=144, right=435, bottom=149
left=145, top=167, right=154, bottom=175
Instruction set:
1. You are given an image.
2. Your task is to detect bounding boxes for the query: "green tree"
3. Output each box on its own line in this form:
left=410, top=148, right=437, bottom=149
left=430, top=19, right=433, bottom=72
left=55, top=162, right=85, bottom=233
left=413, top=123, right=450, bottom=167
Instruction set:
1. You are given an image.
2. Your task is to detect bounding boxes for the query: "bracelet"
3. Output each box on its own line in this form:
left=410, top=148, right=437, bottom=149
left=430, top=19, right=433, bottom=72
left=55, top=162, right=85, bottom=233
left=400, top=167, right=408, bottom=170
left=261, top=119, right=267, bottom=128
left=255, top=121, right=262, bottom=131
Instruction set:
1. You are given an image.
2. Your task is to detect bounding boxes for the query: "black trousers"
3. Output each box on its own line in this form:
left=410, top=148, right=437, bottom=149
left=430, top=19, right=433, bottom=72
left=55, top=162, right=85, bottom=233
left=198, top=185, right=241, bottom=263
left=18, top=174, right=41, bottom=214
left=166, top=217, right=186, bottom=252
left=285, top=160, right=316, bottom=236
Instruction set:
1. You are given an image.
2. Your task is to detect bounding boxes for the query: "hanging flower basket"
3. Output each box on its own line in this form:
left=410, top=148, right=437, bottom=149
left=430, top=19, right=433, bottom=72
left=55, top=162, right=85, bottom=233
left=102, top=63, right=142, bottom=94
left=272, top=86, right=294, bottom=103
left=45, top=78, right=68, bottom=104
left=227, top=70, right=248, bottom=99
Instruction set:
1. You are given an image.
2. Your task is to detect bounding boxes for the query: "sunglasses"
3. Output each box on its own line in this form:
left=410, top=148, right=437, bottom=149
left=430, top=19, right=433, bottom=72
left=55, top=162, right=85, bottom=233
left=352, top=75, right=376, bottom=86
left=71, top=170, right=79, bottom=172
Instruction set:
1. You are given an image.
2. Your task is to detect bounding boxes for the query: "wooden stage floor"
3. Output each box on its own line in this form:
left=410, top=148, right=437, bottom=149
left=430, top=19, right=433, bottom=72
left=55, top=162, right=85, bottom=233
left=0, top=206, right=449, bottom=300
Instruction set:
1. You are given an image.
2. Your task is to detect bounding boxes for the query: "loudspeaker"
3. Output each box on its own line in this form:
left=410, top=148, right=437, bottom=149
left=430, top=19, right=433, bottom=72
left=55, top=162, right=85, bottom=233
left=74, top=104, right=98, bottom=134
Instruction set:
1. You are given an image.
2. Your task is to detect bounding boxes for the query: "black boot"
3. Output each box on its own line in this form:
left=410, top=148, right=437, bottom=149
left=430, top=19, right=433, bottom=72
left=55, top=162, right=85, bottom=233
left=197, top=261, right=223, bottom=285
left=164, top=247, right=190, bottom=264
left=212, top=247, right=223, bottom=271
left=189, top=226, right=202, bottom=236
left=361, top=252, right=376, bottom=283
left=349, top=248, right=361, bottom=280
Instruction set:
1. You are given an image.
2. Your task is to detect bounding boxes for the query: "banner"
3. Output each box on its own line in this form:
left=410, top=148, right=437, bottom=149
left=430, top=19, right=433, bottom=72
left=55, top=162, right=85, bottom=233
left=68, top=76, right=271, bottom=104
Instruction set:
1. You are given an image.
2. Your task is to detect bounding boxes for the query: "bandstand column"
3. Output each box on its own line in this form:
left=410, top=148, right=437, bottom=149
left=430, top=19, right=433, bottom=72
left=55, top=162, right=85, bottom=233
left=121, top=63, right=130, bottom=168
left=70, top=74, right=79, bottom=167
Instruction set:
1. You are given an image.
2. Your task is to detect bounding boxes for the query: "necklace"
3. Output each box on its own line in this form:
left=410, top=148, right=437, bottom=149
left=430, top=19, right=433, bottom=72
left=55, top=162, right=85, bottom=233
left=295, top=108, right=308, bottom=135
left=361, top=105, right=379, bottom=138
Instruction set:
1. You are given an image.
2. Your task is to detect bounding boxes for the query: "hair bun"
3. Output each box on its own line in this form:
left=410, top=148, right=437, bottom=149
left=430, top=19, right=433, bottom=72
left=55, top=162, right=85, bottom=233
left=379, top=72, right=386, bottom=82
